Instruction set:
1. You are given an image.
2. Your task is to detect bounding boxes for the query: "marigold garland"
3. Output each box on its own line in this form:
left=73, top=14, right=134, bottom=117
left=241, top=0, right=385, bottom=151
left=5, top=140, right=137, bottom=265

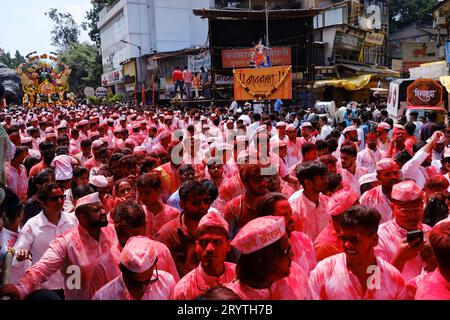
left=233, top=66, right=292, bottom=100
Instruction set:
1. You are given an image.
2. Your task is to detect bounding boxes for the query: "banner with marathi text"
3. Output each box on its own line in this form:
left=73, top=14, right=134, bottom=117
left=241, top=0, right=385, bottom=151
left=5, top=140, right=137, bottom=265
left=233, top=66, right=292, bottom=101
left=223, top=47, right=291, bottom=68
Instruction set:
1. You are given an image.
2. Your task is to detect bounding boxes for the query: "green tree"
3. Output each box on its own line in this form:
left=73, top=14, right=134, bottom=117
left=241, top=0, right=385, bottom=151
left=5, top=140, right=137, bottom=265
left=0, top=50, right=26, bottom=69
left=81, top=2, right=105, bottom=49
left=389, top=0, right=439, bottom=33
left=59, top=43, right=102, bottom=94
left=45, top=8, right=80, bottom=51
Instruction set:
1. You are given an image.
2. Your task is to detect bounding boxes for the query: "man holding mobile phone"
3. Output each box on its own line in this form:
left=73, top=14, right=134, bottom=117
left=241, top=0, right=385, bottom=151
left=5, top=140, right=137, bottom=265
left=375, top=180, right=432, bottom=282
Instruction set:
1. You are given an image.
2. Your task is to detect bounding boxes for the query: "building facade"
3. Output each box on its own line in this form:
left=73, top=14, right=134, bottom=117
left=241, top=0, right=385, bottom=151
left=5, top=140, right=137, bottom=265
left=97, top=0, right=212, bottom=94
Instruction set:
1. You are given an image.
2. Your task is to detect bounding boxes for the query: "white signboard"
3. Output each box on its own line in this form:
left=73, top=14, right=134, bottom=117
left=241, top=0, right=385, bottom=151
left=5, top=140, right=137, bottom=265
left=84, top=87, right=95, bottom=97
left=95, top=87, right=108, bottom=97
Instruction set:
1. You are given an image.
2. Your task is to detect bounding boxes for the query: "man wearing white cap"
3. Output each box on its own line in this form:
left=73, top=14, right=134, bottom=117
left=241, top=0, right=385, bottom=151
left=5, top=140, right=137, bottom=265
left=360, top=158, right=401, bottom=223
left=309, top=205, right=407, bottom=300
left=299, top=122, right=316, bottom=145
left=376, top=122, right=391, bottom=153
left=270, top=122, right=288, bottom=144
left=356, top=132, right=383, bottom=174
left=375, top=180, right=432, bottom=282
left=10, top=182, right=78, bottom=299
left=314, top=185, right=359, bottom=262
left=51, top=154, right=78, bottom=189
left=171, top=212, right=235, bottom=300
left=92, top=236, right=176, bottom=300
left=224, top=216, right=304, bottom=299
left=0, top=191, right=115, bottom=300
left=89, top=200, right=179, bottom=298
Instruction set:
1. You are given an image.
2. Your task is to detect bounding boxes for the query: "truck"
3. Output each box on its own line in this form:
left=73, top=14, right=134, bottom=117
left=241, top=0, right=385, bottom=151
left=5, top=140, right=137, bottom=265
left=386, top=78, right=448, bottom=124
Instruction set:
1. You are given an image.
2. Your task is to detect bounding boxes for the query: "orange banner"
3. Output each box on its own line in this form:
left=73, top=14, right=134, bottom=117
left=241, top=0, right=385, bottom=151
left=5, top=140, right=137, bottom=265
left=223, top=47, right=291, bottom=68
left=233, top=66, right=292, bottom=101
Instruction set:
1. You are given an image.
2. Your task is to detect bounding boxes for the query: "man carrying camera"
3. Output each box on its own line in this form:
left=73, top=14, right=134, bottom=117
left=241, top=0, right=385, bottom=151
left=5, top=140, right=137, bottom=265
left=375, top=180, right=431, bottom=282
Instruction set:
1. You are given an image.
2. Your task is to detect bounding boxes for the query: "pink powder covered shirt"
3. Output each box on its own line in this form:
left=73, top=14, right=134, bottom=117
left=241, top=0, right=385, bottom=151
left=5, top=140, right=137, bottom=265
left=144, top=204, right=180, bottom=238
left=271, top=261, right=311, bottom=300
left=171, top=262, right=236, bottom=300
left=92, top=271, right=176, bottom=300
left=308, top=253, right=407, bottom=300
left=340, top=167, right=368, bottom=196
left=89, top=240, right=180, bottom=298
left=375, top=219, right=431, bottom=281
left=291, top=231, right=317, bottom=274
left=359, top=185, right=393, bottom=223
left=288, top=190, right=330, bottom=241
left=313, top=222, right=343, bottom=262
left=15, top=225, right=116, bottom=300
left=415, top=269, right=450, bottom=300
left=6, top=163, right=28, bottom=202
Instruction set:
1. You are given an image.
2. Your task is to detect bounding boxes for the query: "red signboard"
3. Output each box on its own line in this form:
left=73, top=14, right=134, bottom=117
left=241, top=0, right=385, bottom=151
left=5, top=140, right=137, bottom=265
left=222, top=47, right=291, bottom=68
left=406, top=78, right=444, bottom=107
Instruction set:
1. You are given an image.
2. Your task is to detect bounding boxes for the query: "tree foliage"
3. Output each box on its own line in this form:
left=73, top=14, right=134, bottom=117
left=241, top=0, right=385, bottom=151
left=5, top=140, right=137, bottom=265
left=59, top=43, right=102, bottom=94
left=0, top=50, right=26, bottom=69
left=389, top=0, right=439, bottom=33
left=81, top=2, right=107, bottom=49
left=45, top=8, right=80, bottom=51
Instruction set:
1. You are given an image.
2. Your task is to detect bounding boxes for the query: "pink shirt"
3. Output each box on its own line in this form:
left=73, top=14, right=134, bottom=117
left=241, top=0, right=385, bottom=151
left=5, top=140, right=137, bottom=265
left=375, top=219, right=431, bottom=281
left=92, top=271, right=175, bottom=300
left=289, top=190, right=329, bottom=241
left=359, top=185, right=393, bottom=223
left=415, top=269, right=450, bottom=300
left=308, top=253, right=407, bottom=300
left=356, top=148, right=383, bottom=174
left=15, top=225, right=116, bottom=300
left=286, top=138, right=302, bottom=169
left=89, top=241, right=180, bottom=298
left=144, top=204, right=180, bottom=238
left=171, top=262, right=236, bottom=300
left=291, top=231, right=317, bottom=274
left=6, top=163, right=28, bottom=202
left=340, top=167, right=368, bottom=196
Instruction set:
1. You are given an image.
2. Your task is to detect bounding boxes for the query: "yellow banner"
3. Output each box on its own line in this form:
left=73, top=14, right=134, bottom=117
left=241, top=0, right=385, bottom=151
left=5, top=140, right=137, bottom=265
left=314, top=75, right=372, bottom=91
left=233, top=66, right=292, bottom=101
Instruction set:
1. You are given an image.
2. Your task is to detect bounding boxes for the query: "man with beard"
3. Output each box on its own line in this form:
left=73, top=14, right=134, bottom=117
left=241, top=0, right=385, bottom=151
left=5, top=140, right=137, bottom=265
left=356, top=132, right=383, bottom=174
left=223, top=163, right=270, bottom=242
left=89, top=199, right=179, bottom=298
left=289, top=161, right=329, bottom=241
left=309, top=205, right=406, bottom=300
left=339, top=144, right=368, bottom=195
left=28, top=141, right=55, bottom=177
left=375, top=180, right=432, bottom=282
left=11, top=182, right=78, bottom=298
left=402, top=131, right=443, bottom=189
left=171, top=212, right=235, bottom=300
left=360, top=159, right=401, bottom=223
left=0, top=192, right=116, bottom=300
left=156, top=180, right=212, bottom=277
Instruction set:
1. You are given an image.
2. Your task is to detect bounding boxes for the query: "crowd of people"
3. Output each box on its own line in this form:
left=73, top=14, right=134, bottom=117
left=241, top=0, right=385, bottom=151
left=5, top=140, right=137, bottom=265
left=0, top=81, right=449, bottom=300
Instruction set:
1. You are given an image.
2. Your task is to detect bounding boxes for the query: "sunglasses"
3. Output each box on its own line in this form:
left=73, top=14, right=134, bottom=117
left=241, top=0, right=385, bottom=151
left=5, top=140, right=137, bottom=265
left=49, top=195, right=66, bottom=202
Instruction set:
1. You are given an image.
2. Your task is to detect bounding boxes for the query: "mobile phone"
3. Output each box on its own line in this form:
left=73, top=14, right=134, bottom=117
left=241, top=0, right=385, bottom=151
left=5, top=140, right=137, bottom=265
left=407, top=230, right=424, bottom=243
